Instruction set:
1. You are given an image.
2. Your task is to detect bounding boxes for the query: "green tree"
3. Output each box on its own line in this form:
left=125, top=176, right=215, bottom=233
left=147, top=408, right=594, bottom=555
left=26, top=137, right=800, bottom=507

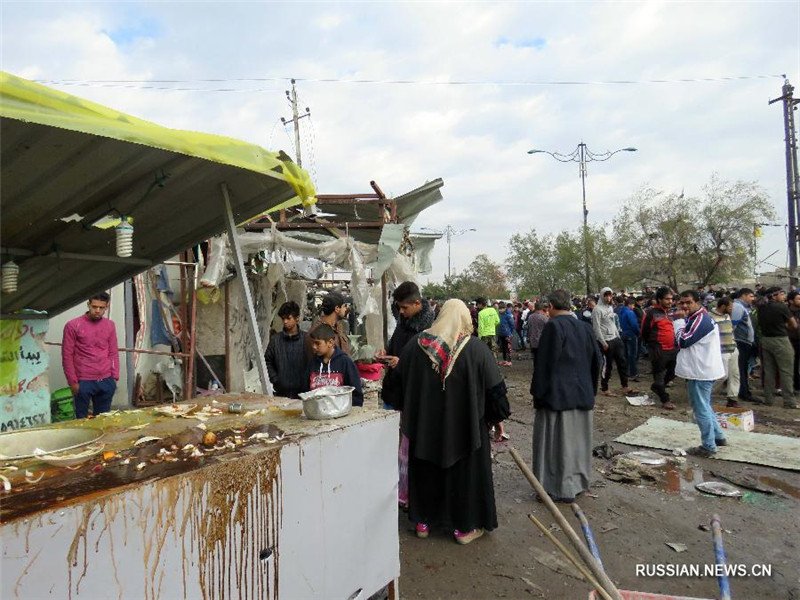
left=452, top=254, right=509, bottom=300
left=613, top=174, right=776, bottom=289
left=506, top=226, right=618, bottom=297
left=421, top=281, right=448, bottom=300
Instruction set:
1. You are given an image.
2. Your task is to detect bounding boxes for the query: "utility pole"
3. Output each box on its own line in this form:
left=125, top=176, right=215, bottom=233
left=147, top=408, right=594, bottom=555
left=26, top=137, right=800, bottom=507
left=528, top=143, right=637, bottom=296
left=770, top=77, right=800, bottom=283
left=419, top=225, right=476, bottom=279
left=281, top=79, right=311, bottom=167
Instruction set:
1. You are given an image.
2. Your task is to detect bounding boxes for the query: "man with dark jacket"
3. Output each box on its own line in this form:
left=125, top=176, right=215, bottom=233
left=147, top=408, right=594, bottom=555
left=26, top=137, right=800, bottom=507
left=531, top=289, right=601, bottom=502
left=376, top=281, right=435, bottom=410
left=641, top=286, right=678, bottom=409
left=264, top=301, right=308, bottom=398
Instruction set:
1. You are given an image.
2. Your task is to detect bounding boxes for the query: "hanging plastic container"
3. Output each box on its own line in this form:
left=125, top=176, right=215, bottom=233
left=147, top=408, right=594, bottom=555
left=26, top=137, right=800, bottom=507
left=115, top=220, right=134, bottom=257
left=1, top=260, right=19, bottom=293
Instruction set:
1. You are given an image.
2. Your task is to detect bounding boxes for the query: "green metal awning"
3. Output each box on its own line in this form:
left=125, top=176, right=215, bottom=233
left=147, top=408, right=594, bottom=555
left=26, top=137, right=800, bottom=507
left=0, top=72, right=315, bottom=316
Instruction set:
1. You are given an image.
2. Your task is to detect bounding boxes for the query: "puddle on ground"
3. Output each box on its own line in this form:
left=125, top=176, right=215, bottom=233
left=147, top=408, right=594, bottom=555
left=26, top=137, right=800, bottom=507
left=651, top=464, right=800, bottom=504
left=757, top=475, right=800, bottom=499
left=654, top=465, right=709, bottom=500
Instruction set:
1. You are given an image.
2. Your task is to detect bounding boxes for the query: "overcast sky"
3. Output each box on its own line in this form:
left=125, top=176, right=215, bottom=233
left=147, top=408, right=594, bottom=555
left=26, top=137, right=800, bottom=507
left=3, top=1, right=799, bottom=288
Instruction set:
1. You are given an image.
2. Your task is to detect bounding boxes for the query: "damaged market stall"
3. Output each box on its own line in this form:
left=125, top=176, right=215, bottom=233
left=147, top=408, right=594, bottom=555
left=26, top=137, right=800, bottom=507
left=0, top=72, right=401, bottom=599
left=192, top=178, right=445, bottom=394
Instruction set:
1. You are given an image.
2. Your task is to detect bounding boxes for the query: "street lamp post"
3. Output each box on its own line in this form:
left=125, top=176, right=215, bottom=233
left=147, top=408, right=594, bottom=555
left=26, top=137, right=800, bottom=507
left=420, top=225, right=477, bottom=279
left=528, top=143, right=637, bottom=295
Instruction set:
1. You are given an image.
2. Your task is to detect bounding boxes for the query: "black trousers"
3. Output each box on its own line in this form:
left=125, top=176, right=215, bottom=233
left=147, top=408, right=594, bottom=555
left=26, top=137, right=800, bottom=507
left=601, top=337, right=628, bottom=391
left=736, top=341, right=754, bottom=400
left=649, top=346, right=678, bottom=404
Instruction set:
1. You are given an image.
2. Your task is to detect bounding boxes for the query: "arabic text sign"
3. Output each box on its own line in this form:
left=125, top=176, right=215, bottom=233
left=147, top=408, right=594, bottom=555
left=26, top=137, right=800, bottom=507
left=0, top=319, right=51, bottom=431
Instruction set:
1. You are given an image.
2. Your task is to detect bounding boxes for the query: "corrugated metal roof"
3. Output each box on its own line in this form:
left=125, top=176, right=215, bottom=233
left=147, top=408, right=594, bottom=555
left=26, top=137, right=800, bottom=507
left=0, top=72, right=313, bottom=316
left=310, top=178, right=445, bottom=245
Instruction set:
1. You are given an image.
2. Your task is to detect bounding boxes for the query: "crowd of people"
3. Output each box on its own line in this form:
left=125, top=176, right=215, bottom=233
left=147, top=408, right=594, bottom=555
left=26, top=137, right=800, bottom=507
left=62, top=278, right=800, bottom=550
left=263, top=281, right=800, bottom=545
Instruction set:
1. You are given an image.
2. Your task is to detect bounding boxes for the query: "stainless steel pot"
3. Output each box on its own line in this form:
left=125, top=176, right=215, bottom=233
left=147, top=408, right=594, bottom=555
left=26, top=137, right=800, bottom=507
left=298, top=386, right=354, bottom=420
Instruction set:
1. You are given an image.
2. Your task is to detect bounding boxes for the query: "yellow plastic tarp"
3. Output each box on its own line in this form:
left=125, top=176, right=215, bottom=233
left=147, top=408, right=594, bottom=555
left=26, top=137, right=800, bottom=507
left=0, top=71, right=316, bottom=208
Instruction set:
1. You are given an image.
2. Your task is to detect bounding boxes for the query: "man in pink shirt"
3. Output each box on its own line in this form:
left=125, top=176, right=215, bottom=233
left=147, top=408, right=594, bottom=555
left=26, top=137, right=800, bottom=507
left=62, top=292, right=119, bottom=418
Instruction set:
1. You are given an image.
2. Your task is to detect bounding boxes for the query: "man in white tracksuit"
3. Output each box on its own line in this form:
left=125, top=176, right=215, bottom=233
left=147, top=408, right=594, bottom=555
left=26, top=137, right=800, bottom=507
left=675, top=290, right=726, bottom=457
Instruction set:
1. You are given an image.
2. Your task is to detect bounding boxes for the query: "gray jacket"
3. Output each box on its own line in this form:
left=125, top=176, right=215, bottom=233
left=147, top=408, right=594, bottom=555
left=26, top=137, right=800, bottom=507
left=592, top=287, right=620, bottom=344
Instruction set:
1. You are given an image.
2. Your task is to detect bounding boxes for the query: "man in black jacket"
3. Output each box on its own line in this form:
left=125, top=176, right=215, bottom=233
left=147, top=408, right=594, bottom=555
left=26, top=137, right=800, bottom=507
left=376, top=281, right=435, bottom=410
left=531, top=289, right=602, bottom=502
left=264, top=301, right=308, bottom=398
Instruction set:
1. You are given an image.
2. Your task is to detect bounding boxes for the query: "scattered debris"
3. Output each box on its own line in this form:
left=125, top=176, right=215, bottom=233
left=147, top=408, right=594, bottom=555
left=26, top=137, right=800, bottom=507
left=592, top=442, right=620, bottom=460
left=695, top=481, right=742, bottom=497
left=622, top=450, right=668, bottom=466
left=128, top=423, right=149, bottom=430
left=519, top=576, right=544, bottom=596
left=25, top=470, right=44, bottom=483
left=154, top=403, right=197, bottom=418
left=202, top=431, right=218, bottom=447
left=135, top=462, right=147, bottom=471
left=709, top=471, right=775, bottom=494
left=603, top=456, right=658, bottom=484
left=529, top=546, right=584, bottom=581
left=102, top=451, right=115, bottom=461
left=666, top=542, right=688, bottom=553
left=626, top=394, right=655, bottom=406
left=599, top=524, right=618, bottom=533
left=672, top=448, right=687, bottom=456
left=133, top=436, right=162, bottom=446
left=1, top=474, right=11, bottom=491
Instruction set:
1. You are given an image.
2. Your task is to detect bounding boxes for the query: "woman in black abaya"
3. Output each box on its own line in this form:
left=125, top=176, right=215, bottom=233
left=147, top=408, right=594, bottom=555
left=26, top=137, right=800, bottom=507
left=400, top=299, right=510, bottom=544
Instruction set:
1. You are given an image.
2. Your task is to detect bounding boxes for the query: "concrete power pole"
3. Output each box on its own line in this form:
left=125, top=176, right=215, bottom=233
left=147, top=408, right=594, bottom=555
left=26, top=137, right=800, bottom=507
left=281, top=79, right=311, bottom=167
left=770, top=78, right=800, bottom=282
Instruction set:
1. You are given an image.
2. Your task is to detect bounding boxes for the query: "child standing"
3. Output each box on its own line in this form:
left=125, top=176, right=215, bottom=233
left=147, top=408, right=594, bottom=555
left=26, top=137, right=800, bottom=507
left=304, top=324, right=364, bottom=406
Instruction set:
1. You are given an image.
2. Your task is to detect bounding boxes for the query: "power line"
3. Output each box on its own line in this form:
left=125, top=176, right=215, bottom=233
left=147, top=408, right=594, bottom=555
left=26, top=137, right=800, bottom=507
left=34, top=73, right=786, bottom=91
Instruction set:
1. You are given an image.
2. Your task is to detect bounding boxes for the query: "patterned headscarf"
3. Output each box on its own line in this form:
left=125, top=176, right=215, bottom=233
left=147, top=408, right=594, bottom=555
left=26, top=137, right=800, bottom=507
left=417, top=299, right=473, bottom=388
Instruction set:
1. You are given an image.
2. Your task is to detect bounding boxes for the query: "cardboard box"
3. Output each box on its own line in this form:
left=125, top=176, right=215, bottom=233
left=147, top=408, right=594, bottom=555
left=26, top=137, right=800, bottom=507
left=713, top=405, right=755, bottom=432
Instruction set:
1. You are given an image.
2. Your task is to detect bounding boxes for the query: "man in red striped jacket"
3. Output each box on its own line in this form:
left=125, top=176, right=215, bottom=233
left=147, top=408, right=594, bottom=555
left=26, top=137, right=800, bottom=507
left=641, top=286, right=678, bottom=410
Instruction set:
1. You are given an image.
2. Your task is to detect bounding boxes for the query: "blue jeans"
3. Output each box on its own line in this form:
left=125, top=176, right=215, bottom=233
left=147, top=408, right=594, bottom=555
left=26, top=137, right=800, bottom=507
left=74, top=377, right=116, bottom=419
left=687, top=379, right=725, bottom=451
left=623, top=335, right=639, bottom=377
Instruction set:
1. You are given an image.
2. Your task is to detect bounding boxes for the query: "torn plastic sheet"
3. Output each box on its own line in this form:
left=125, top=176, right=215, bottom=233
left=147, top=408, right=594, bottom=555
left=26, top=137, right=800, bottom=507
left=200, top=235, right=229, bottom=288
left=371, top=224, right=405, bottom=277
left=285, top=259, right=325, bottom=280
left=408, top=234, right=436, bottom=275
left=236, top=227, right=381, bottom=319
left=152, top=354, right=183, bottom=400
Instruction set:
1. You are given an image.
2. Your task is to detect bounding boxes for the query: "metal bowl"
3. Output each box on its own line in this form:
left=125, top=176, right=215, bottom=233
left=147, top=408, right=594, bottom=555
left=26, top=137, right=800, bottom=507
left=298, top=386, right=354, bottom=420
left=0, top=426, right=104, bottom=461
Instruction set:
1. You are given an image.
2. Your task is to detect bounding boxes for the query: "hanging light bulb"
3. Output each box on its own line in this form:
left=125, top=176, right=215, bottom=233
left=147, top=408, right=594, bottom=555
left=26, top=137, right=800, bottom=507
left=2, top=260, right=19, bottom=293
left=115, top=218, right=134, bottom=258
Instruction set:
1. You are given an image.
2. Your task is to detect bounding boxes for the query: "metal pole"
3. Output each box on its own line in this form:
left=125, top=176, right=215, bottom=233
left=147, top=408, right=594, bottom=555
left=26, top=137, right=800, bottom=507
left=771, top=79, right=800, bottom=284
left=220, top=183, right=273, bottom=396
left=446, top=226, right=452, bottom=279
left=186, top=262, right=198, bottom=399
left=123, top=279, right=136, bottom=407
left=782, top=82, right=797, bottom=282
left=291, top=79, right=302, bottom=167
left=579, top=143, right=591, bottom=296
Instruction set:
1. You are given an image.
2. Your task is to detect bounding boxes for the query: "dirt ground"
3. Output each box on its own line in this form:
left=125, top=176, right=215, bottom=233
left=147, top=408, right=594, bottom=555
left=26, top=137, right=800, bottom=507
left=396, top=353, right=800, bottom=600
